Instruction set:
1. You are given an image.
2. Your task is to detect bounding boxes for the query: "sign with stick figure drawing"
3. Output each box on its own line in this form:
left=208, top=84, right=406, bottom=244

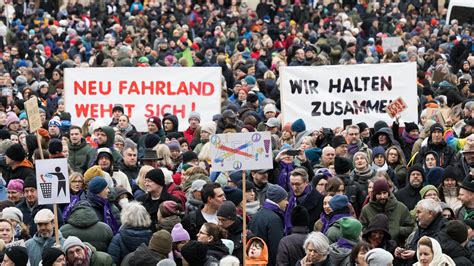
left=35, top=159, right=70, bottom=205
left=209, top=132, right=273, bottom=172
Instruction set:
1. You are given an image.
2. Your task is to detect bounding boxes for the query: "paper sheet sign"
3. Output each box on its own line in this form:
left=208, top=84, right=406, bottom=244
left=386, top=97, right=408, bottom=118
left=209, top=132, right=273, bottom=172
left=36, top=158, right=70, bottom=205
left=25, top=98, right=42, bottom=132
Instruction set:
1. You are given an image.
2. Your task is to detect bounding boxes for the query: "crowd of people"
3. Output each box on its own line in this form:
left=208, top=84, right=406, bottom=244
left=0, top=0, right=472, bottom=265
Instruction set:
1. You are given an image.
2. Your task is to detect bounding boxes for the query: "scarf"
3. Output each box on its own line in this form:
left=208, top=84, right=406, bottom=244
left=321, top=209, right=352, bottom=234
left=372, top=162, right=388, bottom=172
left=348, top=140, right=364, bottom=155
left=246, top=200, right=261, bottom=216
left=62, top=190, right=84, bottom=221
left=402, top=130, right=418, bottom=144
left=337, top=238, right=355, bottom=249
left=353, top=167, right=374, bottom=185
left=284, top=185, right=312, bottom=234
left=278, top=161, right=295, bottom=191
left=262, top=200, right=286, bottom=233
left=88, top=192, right=119, bottom=234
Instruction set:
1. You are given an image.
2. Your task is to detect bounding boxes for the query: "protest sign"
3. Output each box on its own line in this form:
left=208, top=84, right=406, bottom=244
left=36, top=158, right=70, bottom=205
left=425, top=108, right=452, bottom=126
left=382, top=36, right=404, bottom=52
left=280, top=63, right=418, bottom=129
left=386, top=97, right=408, bottom=119
left=25, top=98, right=42, bottom=132
left=64, top=67, right=222, bottom=131
left=209, top=132, right=273, bottom=172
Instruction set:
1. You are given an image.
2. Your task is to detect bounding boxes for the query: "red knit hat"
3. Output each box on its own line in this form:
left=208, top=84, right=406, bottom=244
left=372, top=179, right=390, bottom=201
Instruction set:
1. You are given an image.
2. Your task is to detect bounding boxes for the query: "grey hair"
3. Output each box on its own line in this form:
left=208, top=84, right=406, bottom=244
left=219, top=256, right=240, bottom=266
left=416, top=199, right=442, bottom=214
left=120, top=201, right=151, bottom=228
left=303, top=232, right=330, bottom=255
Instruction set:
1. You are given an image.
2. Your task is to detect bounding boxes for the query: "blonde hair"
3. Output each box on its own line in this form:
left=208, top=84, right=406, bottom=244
left=137, top=165, right=154, bottom=191
left=198, top=142, right=212, bottom=162
left=154, top=144, right=174, bottom=168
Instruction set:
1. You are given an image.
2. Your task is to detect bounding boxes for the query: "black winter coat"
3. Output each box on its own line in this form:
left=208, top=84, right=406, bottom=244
left=394, top=184, right=422, bottom=211
left=438, top=231, right=474, bottom=265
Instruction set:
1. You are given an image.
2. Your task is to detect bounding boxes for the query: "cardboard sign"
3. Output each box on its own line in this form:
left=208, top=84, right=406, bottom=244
left=382, top=37, right=404, bottom=52
left=280, top=63, right=418, bottom=129
left=425, top=108, right=452, bottom=126
left=386, top=97, right=408, bottom=118
left=64, top=67, right=222, bottom=131
left=25, top=98, right=42, bottom=132
left=36, top=158, right=70, bottom=205
left=209, top=132, right=273, bottom=172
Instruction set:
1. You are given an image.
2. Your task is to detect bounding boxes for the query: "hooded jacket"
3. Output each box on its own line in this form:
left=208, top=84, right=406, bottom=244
left=85, top=126, right=122, bottom=170
left=416, top=136, right=457, bottom=168
left=360, top=194, right=414, bottom=245
left=108, top=225, right=153, bottom=264
left=328, top=238, right=357, bottom=266
left=361, top=214, right=398, bottom=254
left=68, top=138, right=92, bottom=173
left=207, top=240, right=230, bottom=260
left=370, top=127, right=401, bottom=150
left=395, top=181, right=423, bottom=211
left=246, top=237, right=269, bottom=266
left=4, top=159, right=35, bottom=182
left=60, top=205, right=113, bottom=252
left=26, top=231, right=65, bottom=266
left=121, top=243, right=167, bottom=266
left=163, top=114, right=179, bottom=135
left=437, top=231, right=474, bottom=265
left=276, top=226, right=308, bottom=266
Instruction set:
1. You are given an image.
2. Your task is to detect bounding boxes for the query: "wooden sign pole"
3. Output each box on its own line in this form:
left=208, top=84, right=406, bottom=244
left=242, top=171, right=247, bottom=265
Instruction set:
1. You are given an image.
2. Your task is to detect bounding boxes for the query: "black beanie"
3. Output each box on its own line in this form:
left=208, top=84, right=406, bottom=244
left=357, top=122, right=369, bottom=132
left=6, top=143, right=26, bottom=162
left=335, top=156, right=352, bottom=175
left=430, top=123, right=444, bottom=135
left=247, top=93, right=259, bottom=103
left=332, top=135, right=347, bottom=149
left=291, top=205, right=309, bottom=227
left=182, top=151, right=198, bottom=164
left=442, top=165, right=461, bottom=182
left=145, top=168, right=165, bottom=186
left=181, top=241, right=208, bottom=264
left=5, top=246, right=28, bottom=266
left=42, top=247, right=64, bottom=266
left=48, top=139, right=63, bottom=155
left=408, top=164, right=425, bottom=180
left=144, top=133, right=161, bottom=149
left=0, top=129, right=11, bottom=140
left=23, top=176, right=37, bottom=190
left=445, top=220, right=468, bottom=244
left=404, top=122, right=418, bottom=133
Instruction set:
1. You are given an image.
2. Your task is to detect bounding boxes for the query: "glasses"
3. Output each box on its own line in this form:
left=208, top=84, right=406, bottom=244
left=71, top=180, right=83, bottom=184
left=424, top=193, right=438, bottom=198
left=198, top=230, right=209, bottom=236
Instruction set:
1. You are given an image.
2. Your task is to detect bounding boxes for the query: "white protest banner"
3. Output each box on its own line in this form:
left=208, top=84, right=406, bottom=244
left=280, top=63, right=418, bottom=129
left=382, top=36, right=404, bottom=52
left=64, top=67, right=222, bottom=131
left=36, top=158, right=70, bottom=205
left=209, top=132, right=273, bottom=172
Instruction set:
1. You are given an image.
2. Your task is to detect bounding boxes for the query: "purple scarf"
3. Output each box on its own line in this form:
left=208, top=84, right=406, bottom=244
left=348, top=141, right=363, bottom=155
left=62, top=190, right=84, bottom=221
left=278, top=161, right=295, bottom=191
left=89, top=192, right=119, bottom=234
left=402, top=130, right=418, bottom=144
left=284, top=185, right=312, bottom=234
left=337, top=238, right=355, bottom=249
left=262, top=200, right=286, bottom=233
left=320, top=211, right=352, bottom=234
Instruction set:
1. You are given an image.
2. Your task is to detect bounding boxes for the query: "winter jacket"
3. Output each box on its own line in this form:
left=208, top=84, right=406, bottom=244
left=361, top=213, right=399, bottom=254
left=369, top=127, right=401, bottom=150
left=185, top=191, right=203, bottom=214
left=108, top=225, right=153, bottom=264
left=84, top=243, right=114, bottom=266
left=137, top=190, right=180, bottom=232
left=84, top=126, right=122, bottom=170
left=360, top=194, right=414, bottom=245
left=286, top=186, right=323, bottom=232
left=416, top=139, right=457, bottom=168
left=276, top=226, right=308, bottom=266
left=328, top=238, right=357, bottom=266
left=395, top=183, right=422, bottom=211
left=60, top=205, right=113, bottom=252
left=207, top=240, right=230, bottom=260
left=438, top=231, right=474, bottom=265
left=68, top=138, right=92, bottom=173
left=26, top=232, right=65, bottom=266
left=16, top=199, right=64, bottom=236
left=120, top=243, right=167, bottom=266
left=4, top=159, right=35, bottom=182
left=337, top=174, right=365, bottom=215
left=76, top=193, right=121, bottom=228
left=225, top=217, right=244, bottom=261
left=118, top=159, right=140, bottom=181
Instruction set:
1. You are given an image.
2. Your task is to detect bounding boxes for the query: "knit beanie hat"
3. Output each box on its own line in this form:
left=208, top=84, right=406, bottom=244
left=408, top=164, right=425, bottom=180
left=266, top=184, right=288, bottom=203
left=167, top=140, right=180, bottom=151
left=149, top=230, right=173, bottom=254
left=445, top=220, right=468, bottom=244
left=334, top=156, right=352, bottom=175
left=404, top=122, right=419, bottom=133
left=365, top=248, right=394, bottom=265
left=372, top=146, right=385, bottom=160
left=217, top=201, right=237, bottom=220
left=159, top=200, right=182, bottom=218
left=291, top=119, right=306, bottom=133
left=419, top=185, right=438, bottom=198
left=48, top=117, right=61, bottom=128
left=5, top=144, right=25, bottom=162
left=42, top=247, right=64, bottom=266
left=7, top=179, right=24, bottom=193
left=291, top=205, right=309, bottom=227
left=200, top=122, right=217, bottom=135
left=83, top=165, right=104, bottom=184
left=332, top=135, right=347, bottom=149
left=357, top=122, right=369, bottom=133
left=48, top=139, right=63, bottom=156
left=147, top=116, right=162, bottom=130
left=0, top=129, right=11, bottom=140
left=2, top=207, right=23, bottom=223
left=5, top=112, right=19, bottom=128
left=442, top=165, right=461, bottom=182
left=88, top=176, right=108, bottom=194
left=373, top=121, right=389, bottom=133
left=181, top=241, right=208, bottom=264
left=23, top=176, right=37, bottom=190
left=188, top=112, right=201, bottom=122
left=371, top=179, right=390, bottom=201
left=145, top=168, right=165, bottom=186
left=329, top=194, right=349, bottom=211
left=354, top=151, right=369, bottom=166
left=182, top=151, right=198, bottom=164
left=339, top=217, right=362, bottom=242
left=223, top=186, right=243, bottom=206
left=430, top=123, right=444, bottom=135
left=171, top=223, right=190, bottom=242
left=62, top=236, right=85, bottom=253
left=5, top=246, right=28, bottom=266
left=144, top=133, right=161, bottom=149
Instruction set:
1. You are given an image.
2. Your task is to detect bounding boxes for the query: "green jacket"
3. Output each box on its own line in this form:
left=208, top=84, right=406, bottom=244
left=85, top=243, right=114, bottom=266
left=360, top=194, right=414, bottom=245
left=68, top=138, right=92, bottom=173
left=60, top=206, right=113, bottom=252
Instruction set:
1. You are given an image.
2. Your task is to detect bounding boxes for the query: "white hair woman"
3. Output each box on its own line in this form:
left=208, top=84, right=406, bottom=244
left=296, top=232, right=330, bottom=265
left=107, top=201, right=152, bottom=265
